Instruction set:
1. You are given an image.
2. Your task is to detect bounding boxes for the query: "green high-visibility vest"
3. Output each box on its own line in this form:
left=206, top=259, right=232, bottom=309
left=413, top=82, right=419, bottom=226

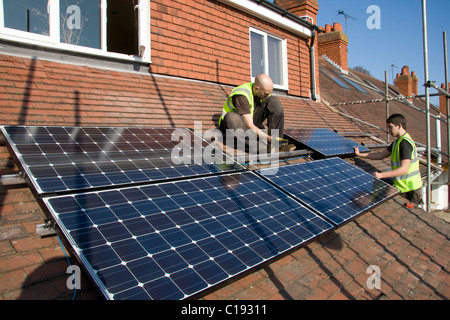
left=390, top=133, right=423, bottom=193
left=218, top=83, right=256, bottom=126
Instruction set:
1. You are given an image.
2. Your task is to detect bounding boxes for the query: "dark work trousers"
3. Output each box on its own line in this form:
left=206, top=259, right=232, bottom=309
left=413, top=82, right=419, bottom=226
left=219, top=96, right=284, bottom=153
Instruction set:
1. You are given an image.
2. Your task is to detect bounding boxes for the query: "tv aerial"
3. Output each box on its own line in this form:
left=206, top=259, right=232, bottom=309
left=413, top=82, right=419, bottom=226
left=337, top=10, right=356, bottom=36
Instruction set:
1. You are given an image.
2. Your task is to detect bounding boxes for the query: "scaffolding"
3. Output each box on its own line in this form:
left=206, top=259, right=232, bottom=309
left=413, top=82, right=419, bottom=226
left=322, top=1, right=449, bottom=212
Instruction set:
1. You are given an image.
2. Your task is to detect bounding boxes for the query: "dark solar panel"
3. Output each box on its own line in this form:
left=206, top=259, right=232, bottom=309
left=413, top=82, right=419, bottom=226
left=42, top=171, right=334, bottom=300
left=0, top=126, right=242, bottom=194
left=285, top=128, right=370, bottom=157
left=257, top=158, right=399, bottom=226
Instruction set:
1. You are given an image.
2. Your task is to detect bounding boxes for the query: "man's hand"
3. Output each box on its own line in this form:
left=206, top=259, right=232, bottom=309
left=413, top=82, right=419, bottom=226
left=353, top=146, right=361, bottom=156
left=372, top=171, right=383, bottom=179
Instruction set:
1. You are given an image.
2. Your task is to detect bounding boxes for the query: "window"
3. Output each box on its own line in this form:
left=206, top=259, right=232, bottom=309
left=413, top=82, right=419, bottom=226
left=0, top=0, right=150, bottom=62
left=319, top=66, right=351, bottom=90
left=342, top=76, right=368, bottom=94
left=250, top=28, right=287, bottom=89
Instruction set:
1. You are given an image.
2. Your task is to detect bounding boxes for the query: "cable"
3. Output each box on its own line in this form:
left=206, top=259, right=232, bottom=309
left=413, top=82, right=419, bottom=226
left=57, top=234, right=76, bottom=300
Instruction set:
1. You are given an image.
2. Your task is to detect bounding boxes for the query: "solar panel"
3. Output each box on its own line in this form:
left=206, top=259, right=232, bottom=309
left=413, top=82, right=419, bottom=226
left=257, top=158, right=399, bottom=226
left=0, top=126, right=242, bottom=194
left=42, top=171, right=334, bottom=300
left=285, top=128, right=370, bottom=158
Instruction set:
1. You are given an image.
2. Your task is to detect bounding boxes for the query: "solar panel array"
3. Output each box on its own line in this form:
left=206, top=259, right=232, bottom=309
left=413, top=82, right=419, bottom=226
left=257, top=158, right=399, bottom=225
left=1, top=125, right=399, bottom=300
left=43, top=171, right=334, bottom=300
left=0, top=126, right=241, bottom=194
left=285, top=128, right=370, bottom=158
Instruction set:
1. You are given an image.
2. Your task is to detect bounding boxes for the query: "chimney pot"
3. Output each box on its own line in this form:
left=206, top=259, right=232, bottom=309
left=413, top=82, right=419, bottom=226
left=401, top=66, right=409, bottom=76
left=325, top=24, right=332, bottom=33
left=333, top=22, right=343, bottom=32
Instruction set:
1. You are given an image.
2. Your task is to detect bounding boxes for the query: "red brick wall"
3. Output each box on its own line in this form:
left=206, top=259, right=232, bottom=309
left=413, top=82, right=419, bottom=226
left=150, top=0, right=312, bottom=97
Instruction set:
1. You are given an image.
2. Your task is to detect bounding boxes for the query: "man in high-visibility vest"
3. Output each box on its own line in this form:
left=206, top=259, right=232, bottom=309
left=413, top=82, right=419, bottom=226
left=354, top=113, right=423, bottom=207
left=218, top=74, right=294, bottom=153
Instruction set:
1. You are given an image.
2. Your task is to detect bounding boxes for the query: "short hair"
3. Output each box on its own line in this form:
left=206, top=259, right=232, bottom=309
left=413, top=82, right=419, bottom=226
left=387, top=113, right=407, bottom=130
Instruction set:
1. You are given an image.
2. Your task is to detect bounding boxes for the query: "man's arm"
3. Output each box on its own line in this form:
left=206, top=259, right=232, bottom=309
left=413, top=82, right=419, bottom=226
left=373, top=159, right=410, bottom=179
left=354, top=146, right=392, bottom=179
left=242, top=114, right=272, bottom=143
left=354, top=146, right=390, bottom=160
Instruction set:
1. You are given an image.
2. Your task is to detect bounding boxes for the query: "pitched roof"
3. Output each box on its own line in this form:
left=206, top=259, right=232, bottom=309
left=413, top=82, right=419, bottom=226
left=0, top=53, right=448, bottom=301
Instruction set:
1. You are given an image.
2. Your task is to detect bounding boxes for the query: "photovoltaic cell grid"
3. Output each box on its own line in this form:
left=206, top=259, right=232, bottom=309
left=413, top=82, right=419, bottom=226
left=0, top=126, right=241, bottom=194
left=285, top=128, right=370, bottom=157
left=257, top=157, right=399, bottom=226
left=43, top=171, right=334, bottom=300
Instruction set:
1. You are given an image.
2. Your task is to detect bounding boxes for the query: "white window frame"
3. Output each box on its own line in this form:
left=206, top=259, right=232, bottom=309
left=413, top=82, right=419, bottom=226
left=249, top=27, right=288, bottom=90
left=0, top=0, right=151, bottom=63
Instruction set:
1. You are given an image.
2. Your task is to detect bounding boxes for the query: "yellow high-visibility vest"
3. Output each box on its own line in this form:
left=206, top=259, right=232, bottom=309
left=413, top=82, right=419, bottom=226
left=218, top=83, right=255, bottom=126
left=390, top=133, right=423, bottom=193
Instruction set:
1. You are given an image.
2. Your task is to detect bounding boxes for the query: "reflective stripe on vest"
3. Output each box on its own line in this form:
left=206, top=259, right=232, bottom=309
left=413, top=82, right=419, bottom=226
left=390, top=133, right=423, bottom=193
left=218, top=83, right=254, bottom=126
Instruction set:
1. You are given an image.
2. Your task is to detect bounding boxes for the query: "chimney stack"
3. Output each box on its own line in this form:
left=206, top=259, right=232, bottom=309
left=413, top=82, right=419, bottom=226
left=317, top=22, right=348, bottom=71
left=439, top=83, right=449, bottom=116
left=274, top=0, right=319, bottom=24
left=393, top=66, right=419, bottom=101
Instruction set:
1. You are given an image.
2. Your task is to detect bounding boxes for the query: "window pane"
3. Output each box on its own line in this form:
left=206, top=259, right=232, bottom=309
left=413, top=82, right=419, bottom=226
left=250, top=31, right=264, bottom=78
left=60, top=0, right=101, bottom=49
left=267, top=36, right=283, bottom=86
left=4, top=0, right=49, bottom=35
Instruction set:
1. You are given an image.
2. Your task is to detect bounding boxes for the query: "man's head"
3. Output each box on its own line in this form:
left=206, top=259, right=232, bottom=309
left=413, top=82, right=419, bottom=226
left=253, top=74, right=273, bottom=100
left=386, top=113, right=407, bottom=138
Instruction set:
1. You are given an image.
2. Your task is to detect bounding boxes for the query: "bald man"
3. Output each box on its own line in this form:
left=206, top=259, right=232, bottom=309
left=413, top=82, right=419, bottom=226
left=218, top=74, right=290, bottom=152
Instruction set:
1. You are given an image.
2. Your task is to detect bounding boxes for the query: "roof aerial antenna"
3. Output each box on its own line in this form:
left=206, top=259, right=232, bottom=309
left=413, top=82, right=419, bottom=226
left=390, top=64, right=398, bottom=84
left=337, top=10, right=356, bottom=36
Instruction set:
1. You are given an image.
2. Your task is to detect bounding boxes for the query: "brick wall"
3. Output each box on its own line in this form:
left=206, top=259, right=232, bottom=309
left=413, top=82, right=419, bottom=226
left=150, top=0, right=312, bottom=97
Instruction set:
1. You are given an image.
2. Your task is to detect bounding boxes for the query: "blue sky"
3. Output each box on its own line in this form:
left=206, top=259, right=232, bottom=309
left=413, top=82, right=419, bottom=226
left=315, top=0, right=450, bottom=106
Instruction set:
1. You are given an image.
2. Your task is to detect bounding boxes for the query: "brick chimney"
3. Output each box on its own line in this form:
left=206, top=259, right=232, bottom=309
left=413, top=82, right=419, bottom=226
left=439, top=83, right=449, bottom=116
left=393, top=66, right=419, bottom=101
left=317, top=22, right=348, bottom=72
left=274, top=0, right=319, bottom=24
